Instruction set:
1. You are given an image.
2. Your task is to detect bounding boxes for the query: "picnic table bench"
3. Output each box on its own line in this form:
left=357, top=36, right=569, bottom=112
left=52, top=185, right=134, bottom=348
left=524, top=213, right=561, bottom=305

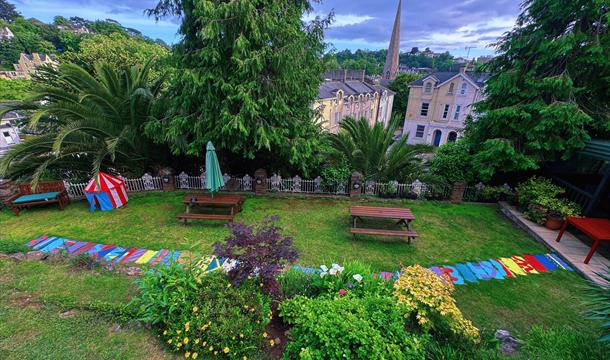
left=177, top=193, right=245, bottom=224
left=349, top=205, right=418, bottom=244
left=556, top=216, right=610, bottom=264
left=6, top=181, right=70, bottom=216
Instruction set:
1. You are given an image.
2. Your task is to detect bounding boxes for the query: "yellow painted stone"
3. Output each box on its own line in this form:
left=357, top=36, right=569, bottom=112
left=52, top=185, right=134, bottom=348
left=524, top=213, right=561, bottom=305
left=511, top=255, right=539, bottom=274
left=498, top=257, right=527, bottom=276
left=135, top=250, right=158, bottom=264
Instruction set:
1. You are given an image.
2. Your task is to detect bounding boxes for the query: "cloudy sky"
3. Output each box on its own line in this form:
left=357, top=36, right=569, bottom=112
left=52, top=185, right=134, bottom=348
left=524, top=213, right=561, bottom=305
left=12, top=0, right=522, bottom=56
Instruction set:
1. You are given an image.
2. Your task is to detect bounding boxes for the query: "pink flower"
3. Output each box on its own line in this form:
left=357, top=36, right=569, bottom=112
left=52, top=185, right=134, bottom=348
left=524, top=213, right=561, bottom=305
left=338, top=288, right=347, bottom=297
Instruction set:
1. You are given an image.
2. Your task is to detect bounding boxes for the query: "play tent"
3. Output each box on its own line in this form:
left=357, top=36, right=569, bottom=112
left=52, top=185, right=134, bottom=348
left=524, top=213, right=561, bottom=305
left=84, top=172, right=129, bottom=211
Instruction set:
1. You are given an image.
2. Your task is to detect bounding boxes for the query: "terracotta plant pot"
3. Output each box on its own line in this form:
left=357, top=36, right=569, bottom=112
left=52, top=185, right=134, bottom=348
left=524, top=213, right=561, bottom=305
left=544, top=216, right=564, bottom=230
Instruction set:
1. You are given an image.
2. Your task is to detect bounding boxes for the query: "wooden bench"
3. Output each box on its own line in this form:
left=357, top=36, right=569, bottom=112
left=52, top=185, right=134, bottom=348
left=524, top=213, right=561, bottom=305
left=176, top=212, right=234, bottom=224
left=350, top=228, right=418, bottom=238
left=6, top=180, right=70, bottom=216
left=556, top=217, right=610, bottom=264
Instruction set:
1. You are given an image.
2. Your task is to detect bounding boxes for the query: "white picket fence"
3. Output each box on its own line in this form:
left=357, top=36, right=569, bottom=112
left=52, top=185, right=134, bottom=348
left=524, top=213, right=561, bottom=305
left=64, top=173, right=163, bottom=199
left=62, top=171, right=464, bottom=200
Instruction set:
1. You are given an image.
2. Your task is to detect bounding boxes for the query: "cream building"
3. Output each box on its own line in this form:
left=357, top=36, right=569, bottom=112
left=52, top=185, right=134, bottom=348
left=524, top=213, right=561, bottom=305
left=0, top=53, right=58, bottom=80
left=402, top=66, right=488, bottom=146
left=314, top=70, right=395, bottom=133
left=0, top=110, right=22, bottom=158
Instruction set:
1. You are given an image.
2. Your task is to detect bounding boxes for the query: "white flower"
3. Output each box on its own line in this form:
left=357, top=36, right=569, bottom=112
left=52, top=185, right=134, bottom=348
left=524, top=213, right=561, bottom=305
left=331, top=263, right=344, bottom=274
left=329, top=268, right=337, bottom=276
left=221, top=259, right=237, bottom=273
left=319, top=264, right=328, bottom=277
left=353, top=274, right=363, bottom=283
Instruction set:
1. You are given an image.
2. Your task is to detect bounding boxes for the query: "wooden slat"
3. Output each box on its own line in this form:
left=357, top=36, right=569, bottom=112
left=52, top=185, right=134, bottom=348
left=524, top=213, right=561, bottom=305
left=349, top=206, right=414, bottom=219
left=350, top=228, right=418, bottom=237
left=176, top=213, right=234, bottom=221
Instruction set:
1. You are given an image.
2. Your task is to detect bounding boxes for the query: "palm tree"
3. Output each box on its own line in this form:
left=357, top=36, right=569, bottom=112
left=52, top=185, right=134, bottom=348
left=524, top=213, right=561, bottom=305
left=0, top=61, right=165, bottom=184
left=328, top=117, right=422, bottom=182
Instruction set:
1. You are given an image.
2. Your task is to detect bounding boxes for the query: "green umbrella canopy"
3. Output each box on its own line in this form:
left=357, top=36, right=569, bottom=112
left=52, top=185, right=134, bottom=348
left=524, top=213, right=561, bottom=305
left=205, top=141, right=225, bottom=194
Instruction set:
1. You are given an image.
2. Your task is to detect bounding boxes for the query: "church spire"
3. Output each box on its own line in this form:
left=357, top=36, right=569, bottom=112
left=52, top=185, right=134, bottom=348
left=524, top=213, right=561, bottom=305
left=383, top=0, right=402, bottom=81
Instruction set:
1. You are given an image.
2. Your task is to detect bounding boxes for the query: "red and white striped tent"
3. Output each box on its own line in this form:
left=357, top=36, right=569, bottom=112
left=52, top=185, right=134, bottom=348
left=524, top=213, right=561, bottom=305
left=84, top=172, right=129, bottom=211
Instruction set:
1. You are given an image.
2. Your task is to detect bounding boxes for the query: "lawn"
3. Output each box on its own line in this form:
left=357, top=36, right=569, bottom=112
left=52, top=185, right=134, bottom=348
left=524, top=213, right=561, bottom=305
left=1, top=191, right=546, bottom=270
left=0, top=192, right=606, bottom=359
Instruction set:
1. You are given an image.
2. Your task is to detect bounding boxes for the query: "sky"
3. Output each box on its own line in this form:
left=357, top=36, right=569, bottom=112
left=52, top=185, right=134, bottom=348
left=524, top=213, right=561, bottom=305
left=12, top=0, right=522, bottom=57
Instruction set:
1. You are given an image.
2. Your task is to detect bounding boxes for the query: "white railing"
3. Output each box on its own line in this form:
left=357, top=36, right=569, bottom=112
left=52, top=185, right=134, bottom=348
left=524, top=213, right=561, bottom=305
left=64, top=173, right=163, bottom=199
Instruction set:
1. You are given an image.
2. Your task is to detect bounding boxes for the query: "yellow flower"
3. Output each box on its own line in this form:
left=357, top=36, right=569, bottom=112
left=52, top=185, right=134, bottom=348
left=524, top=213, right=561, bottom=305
left=244, top=305, right=249, bottom=309
left=239, top=333, right=244, bottom=338
left=223, top=347, right=230, bottom=354
left=183, top=337, right=189, bottom=344
left=177, top=342, right=182, bottom=348
left=202, top=341, right=207, bottom=347
left=194, top=339, right=200, bottom=344
left=232, top=336, right=236, bottom=340
left=185, top=322, right=190, bottom=332
left=214, top=351, right=218, bottom=355
left=263, top=332, right=268, bottom=338
left=192, top=306, right=199, bottom=313
left=192, top=353, right=198, bottom=359
left=185, top=352, right=191, bottom=358
left=270, top=339, right=275, bottom=346
left=167, top=339, right=172, bottom=344
left=163, top=330, right=168, bottom=335
left=177, top=330, right=181, bottom=334
left=208, top=346, right=213, bottom=352
left=243, top=357, right=247, bottom=360
left=227, top=283, right=232, bottom=288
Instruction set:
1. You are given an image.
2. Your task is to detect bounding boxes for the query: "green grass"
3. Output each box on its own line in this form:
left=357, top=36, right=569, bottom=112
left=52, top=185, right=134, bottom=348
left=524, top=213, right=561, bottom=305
left=0, top=192, right=606, bottom=359
left=0, top=191, right=545, bottom=270
left=0, top=259, right=172, bottom=360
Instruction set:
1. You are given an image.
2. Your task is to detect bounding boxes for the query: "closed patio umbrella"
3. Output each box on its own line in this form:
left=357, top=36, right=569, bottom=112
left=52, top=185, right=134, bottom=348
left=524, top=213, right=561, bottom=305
left=205, top=141, right=224, bottom=196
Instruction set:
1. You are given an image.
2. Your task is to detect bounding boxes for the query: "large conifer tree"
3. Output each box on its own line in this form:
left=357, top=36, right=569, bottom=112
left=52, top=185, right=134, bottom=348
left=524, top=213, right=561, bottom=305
left=147, top=0, right=330, bottom=173
left=463, top=0, right=610, bottom=179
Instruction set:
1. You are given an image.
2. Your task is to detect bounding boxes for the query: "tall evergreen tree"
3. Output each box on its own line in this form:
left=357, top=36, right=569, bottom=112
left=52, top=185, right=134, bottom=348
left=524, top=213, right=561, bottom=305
left=146, top=0, right=331, bottom=174
left=0, top=0, right=20, bottom=22
left=464, top=0, right=610, bottom=179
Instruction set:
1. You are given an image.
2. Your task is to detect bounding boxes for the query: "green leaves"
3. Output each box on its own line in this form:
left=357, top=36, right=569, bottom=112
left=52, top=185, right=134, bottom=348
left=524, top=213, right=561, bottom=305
left=0, top=61, right=165, bottom=182
left=147, top=0, right=327, bottom=174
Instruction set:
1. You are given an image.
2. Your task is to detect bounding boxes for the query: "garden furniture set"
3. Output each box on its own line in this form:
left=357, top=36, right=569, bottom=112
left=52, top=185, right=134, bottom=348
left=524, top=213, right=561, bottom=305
left=176, top=193, right=245, bottom=224
left=5, top=180, right=70, bottom=216
left=555, top=216, right=610, bottom=264
left=349, top=205, right=419, bottom=244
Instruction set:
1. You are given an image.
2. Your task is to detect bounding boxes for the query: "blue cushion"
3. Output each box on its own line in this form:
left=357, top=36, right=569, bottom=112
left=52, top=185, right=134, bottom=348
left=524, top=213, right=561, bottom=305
left=12, top=192, right=60, bottom=204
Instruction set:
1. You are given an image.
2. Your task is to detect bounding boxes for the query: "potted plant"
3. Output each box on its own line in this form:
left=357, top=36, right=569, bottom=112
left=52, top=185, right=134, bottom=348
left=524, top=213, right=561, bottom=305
left=539, top=198, right=581, bottom=230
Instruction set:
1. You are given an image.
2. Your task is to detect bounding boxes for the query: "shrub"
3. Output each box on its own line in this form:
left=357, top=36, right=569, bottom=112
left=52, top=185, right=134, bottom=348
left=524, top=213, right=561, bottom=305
left=311, top=261, right=394, bottom=299
left=132, top=262, right=271, bottom=358
left=584, top=268, right=610, bottom=344
left=480, top=185, right=515, bottom=202
left=515, top=176, right=563, bottom=208
left=279, top=295, right=429, bottom=359
left=538, top=197, right=581, bottom=218
left=393, top=265, right=480, bottom=344
left=278, top=267, right=319, bottom=299
left=320, top=153, right=352, bottom=188
left=428, top=141, right=474, bottom=184
left=213, top=216, right=298, bottom=303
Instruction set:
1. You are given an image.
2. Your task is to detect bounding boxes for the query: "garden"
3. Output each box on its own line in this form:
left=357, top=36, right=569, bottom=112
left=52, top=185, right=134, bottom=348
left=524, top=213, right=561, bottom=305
left=1, top=189, right=609, bottom=359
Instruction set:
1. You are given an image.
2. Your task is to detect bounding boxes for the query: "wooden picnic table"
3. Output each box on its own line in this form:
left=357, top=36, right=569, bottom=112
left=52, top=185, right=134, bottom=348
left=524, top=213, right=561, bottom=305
left=177, top=193, right=245, bottom=224
left=556, top=216, right=610, bottom=264
left=349, top=205, right=418, bottom=244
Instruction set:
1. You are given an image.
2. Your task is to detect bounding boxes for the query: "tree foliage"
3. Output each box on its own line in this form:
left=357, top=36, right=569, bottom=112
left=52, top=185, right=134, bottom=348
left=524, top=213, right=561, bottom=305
left=463, top=0, right=610, bottom=179
left=0, top=61, right=166, bottom=183
left=0, top=78, right=31, bottom=101
left=0, top=0, right=20, bottom=22
left=328, top=117, right=421, bottom=182
left=59, top=33, right=170, bottom=80
left=145, top=0, right=329, bottom=174
left=387, top=73, right=420, bottom=121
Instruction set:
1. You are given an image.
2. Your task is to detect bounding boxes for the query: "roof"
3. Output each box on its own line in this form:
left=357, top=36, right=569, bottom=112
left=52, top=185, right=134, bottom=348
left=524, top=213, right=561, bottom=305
left=410, top=70, right=489, bottom=88
left=577, top=139, right=610, bottom=162
left=318, top=80, right=394, bottom=99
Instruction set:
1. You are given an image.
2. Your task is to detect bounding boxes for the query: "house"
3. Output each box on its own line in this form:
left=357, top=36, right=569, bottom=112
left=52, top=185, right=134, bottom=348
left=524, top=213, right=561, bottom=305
left=401, top=66, right=489, bottom=146
left=0, top=110, right=22, bottom=158
left=0, top=27, right=14, bottom=41
left=0, top=53, right=58, bottom=80
left=314, top=70, right=395, bottom=133
left=57, top=24, right=91, bottom=34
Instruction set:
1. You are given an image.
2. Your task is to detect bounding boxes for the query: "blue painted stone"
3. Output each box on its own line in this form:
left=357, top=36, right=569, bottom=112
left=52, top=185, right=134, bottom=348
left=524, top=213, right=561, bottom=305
left=547, top=253, right=573, bottom=271
left=467, top=262, right=492, bottom=280
left=480, top=260, right=505, bottom=280
left=33, top=237, right=58, bottom=251
left=533, top=254, right=558, bottom=271
left=455, top=263, right=478, bottom=283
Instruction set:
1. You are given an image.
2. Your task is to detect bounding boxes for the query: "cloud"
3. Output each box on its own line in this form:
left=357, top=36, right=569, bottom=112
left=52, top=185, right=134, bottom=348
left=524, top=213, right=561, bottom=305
left=13, top=0, right=522, bottom=55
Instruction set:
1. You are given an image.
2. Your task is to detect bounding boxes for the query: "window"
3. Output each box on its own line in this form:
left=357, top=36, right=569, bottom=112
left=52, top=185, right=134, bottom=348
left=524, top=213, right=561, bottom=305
left=424, top=82, right=432, bottom=93
left=454, top=105, right=461, bottom=120
left=415, top=125, right=425, bottom=138
left=448, top=82, right=455, bottom=94
left=460, top=82, right=467, bottom=95
left=442, top=104, right=450, bottom=119
left=333, top=111, right=340, bottom=126
left=448, top=131, right=458, bottom=142
left=3, top=131, right=14, bottom=145
left=420, top=102, right=429, bottom=117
